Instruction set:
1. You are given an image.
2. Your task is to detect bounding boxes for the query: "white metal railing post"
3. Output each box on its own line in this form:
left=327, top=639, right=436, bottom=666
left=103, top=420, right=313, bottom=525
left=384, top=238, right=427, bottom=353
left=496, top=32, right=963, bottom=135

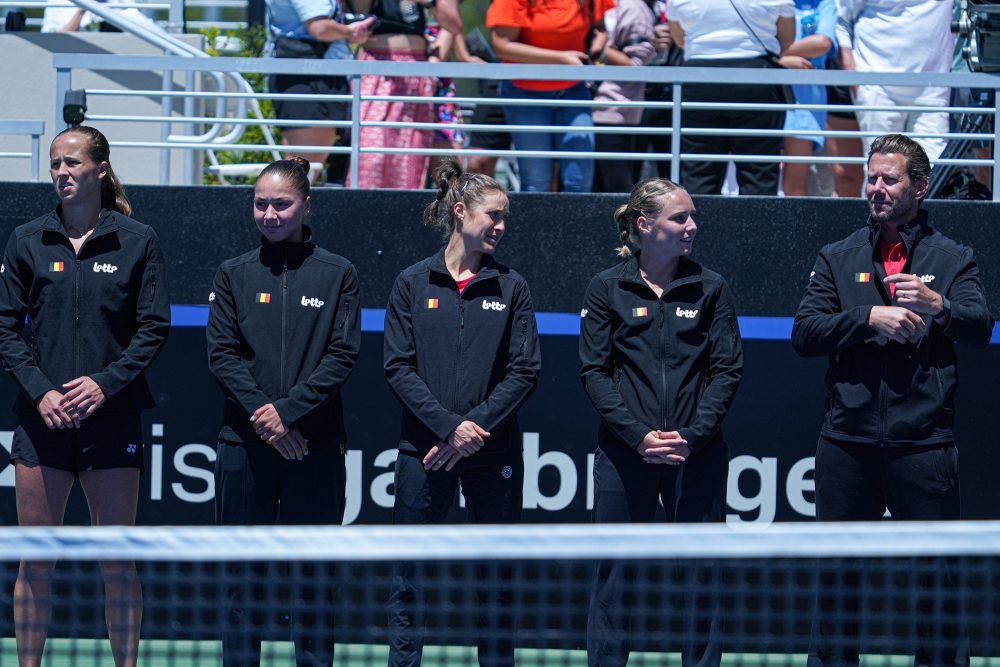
left=670, top=82, right=682, bottom=183
left=184, top=71, right=196, bottom=184
left=160, top=70, right=172, bottom=185
left=54, top=66, right=72, bottom=133
left=993, top=88, right=1000, bottom=202
left=168, top=0, right=184, bottom=34
left=349, top=74, right=361, bottom=189
left=31, top=133, right=40, bottom=182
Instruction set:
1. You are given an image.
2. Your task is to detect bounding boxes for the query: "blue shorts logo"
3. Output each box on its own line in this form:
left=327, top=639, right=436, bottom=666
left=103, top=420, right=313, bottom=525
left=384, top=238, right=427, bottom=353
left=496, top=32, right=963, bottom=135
left=126, top=444, right=137, bottom=454
left=501, top=465, right=513, bottom=479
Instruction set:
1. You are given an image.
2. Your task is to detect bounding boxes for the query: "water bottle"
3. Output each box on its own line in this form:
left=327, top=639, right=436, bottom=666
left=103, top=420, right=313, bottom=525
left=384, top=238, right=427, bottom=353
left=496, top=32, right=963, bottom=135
left=800, top=8, right=818, bottom=38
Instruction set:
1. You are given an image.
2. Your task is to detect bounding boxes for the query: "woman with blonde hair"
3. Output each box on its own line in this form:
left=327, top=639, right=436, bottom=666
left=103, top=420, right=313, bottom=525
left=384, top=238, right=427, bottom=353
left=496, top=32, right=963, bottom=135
left=579, top=178, right=743, bottom=666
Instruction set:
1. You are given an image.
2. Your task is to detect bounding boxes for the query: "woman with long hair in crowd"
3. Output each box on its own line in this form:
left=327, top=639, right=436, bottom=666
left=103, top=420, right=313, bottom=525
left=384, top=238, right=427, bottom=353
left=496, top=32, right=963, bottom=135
left=0, top=125, right=171, bottom=667
left=206, top=156, right=361, bottom=666
left=383, top=157, right=540, bottom=666
left=580, top=178, right=743, bottom=666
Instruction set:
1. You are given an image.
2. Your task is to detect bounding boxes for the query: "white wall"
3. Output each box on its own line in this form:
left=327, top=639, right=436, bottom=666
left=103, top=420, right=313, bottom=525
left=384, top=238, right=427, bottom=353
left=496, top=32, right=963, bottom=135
left=0, top=32, right=207, bottom=185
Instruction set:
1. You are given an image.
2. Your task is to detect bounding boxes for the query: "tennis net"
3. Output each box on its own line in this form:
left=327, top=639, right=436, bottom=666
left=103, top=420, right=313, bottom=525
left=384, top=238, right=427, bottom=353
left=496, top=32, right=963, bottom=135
left=0, top=522, right=998, bottom=666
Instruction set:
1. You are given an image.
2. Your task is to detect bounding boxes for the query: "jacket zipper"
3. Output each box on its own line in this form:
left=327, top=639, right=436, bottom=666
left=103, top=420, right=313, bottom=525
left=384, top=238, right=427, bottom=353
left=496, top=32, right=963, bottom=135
left=455, top=292, right=465, bottom=410
left=658, top=300, right=667, bottom=430
left=280, top=262, right=288, bottom=394
left=877, top=352, right=887, bottom=445
left=74, top=258, right=81, bottom=376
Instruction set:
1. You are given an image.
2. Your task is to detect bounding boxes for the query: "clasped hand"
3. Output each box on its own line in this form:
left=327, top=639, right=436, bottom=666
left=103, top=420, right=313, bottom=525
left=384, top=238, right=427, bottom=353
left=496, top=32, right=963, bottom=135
left=37, top=376, right=105, bottom=429
left=422, top=420, right=490, bottom=471
left=639, top=430, right=689, bottom=465
left=868, top=274, right=944, bottom=344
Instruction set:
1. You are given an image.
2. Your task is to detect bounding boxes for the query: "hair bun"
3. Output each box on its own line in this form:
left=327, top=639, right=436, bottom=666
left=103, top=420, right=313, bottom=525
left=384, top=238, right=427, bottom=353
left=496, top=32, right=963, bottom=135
left=288, top=155, right=311, bottom=173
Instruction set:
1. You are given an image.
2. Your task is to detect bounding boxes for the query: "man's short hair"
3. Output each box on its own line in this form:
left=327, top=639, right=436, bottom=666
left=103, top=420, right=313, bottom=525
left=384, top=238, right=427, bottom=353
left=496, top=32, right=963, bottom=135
left=868, top=134, right=932, bottom=185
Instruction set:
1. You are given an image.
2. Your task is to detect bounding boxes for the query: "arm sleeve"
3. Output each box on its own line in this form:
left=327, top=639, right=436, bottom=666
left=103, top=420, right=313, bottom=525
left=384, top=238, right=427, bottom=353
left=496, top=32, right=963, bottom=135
left=835, top=0, right=862, bottom=49
left=0, top=233, right=57, bottom=402
left=791, top=251, right=875, bottom=357
left=615, top=1, right=655, bottom=65
left=486, top=0, right=528, bottom=29
left=273, top=264, right=362, bottom=424
left=88, top=229, right=171, bottom=399
left=206, top=265, right=272, bottom=416
left=464, top=280, right=541, bottom=431
left=818, top=0, right=838, bottom=48
left=579, top=274, right=650, bottom=450
left=675, top=282, right=744, bottom=453
left=290, top=0, right=334, bottom=22
left=383, top=274, right=464, bottom=441
left=937, top=247, right=994, bottom=348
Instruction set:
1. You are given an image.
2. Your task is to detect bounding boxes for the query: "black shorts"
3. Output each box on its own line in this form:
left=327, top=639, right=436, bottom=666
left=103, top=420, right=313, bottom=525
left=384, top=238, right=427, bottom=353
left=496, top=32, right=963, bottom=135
left=269, top=64, right=349, bottom=129
left=11, top=411, right=145, bottom=474
left=468, top=79, right=511, bottom=151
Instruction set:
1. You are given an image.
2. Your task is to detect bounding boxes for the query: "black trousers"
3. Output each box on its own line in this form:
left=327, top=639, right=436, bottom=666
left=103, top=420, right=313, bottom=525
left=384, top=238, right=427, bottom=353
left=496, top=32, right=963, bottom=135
left=388, top=450, right=523, bottom=667
left=594, top=129, right=639, bottom=193
left=680, top=58, right=784, bottom=196
left=215, top=438, right=346, bottom=667
left=588, top=439, right=728, bottom=667
left=808, top=438, right=969, bottom=667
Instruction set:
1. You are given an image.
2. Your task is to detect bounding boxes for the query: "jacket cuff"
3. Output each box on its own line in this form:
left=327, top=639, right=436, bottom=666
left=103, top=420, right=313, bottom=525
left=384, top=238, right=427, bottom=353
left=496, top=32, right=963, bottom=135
left=627, top=423, right=650, bottom=452
left=21, top=370, right=57, bottom=404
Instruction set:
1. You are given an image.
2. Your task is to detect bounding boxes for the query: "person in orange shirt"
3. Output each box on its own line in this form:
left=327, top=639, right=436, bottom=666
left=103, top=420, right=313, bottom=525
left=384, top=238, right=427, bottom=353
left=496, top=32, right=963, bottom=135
left=487, top=0, right=611, bottom=192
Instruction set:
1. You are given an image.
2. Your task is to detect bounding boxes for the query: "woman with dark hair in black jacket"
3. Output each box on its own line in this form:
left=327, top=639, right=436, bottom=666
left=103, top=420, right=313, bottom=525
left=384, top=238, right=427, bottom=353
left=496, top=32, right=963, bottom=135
left=383, top=157, right=541, bottom=667
left=0, top=125, right=170, bottom=667
left=580, top=178, right=743, bottom=667
left=206, top=156, right=361, bottom=667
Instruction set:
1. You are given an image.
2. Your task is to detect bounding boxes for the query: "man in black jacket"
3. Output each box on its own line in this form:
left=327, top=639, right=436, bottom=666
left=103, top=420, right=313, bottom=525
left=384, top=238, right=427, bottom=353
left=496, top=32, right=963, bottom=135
left=793, top=133, right=993, bottom=666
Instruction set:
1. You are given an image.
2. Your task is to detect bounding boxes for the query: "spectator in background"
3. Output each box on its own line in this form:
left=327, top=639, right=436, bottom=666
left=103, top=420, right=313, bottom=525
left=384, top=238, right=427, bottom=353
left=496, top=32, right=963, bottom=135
left=781, top=0, right=836, bottom=197
left=424, top=25, right=480, bottom=182
left=668, top=0, right=795, bottom=196
left=837, top=0, right=955, bottom=160
left=592, top=0, right=656, bottom=193
left=633, top=2, right=682, bottom=182
left=266, top=0, right=374, bottom=180
left=823, top=52, right=864, bottom=197
left=350, top=0, right=462, bottom=189
left=488, top=0, right=612, bottom=193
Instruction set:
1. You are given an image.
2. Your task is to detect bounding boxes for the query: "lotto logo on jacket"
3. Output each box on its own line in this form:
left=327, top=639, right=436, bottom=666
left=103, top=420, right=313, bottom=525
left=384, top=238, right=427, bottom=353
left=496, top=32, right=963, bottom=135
left=676, top=307, right=699, bottom=319
left=482, top=300, right=506, bottom=312
left=301, top=296, right=324, bottom=308
left=93, top=262, right=118, bottom=273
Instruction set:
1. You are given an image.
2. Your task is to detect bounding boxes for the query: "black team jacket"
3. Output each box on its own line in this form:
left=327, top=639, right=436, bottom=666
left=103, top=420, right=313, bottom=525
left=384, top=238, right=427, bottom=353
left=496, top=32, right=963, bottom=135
left=207, top=229, right=360, bottom=446
left=792, top=209, right=993, bottom=447
left=579, top=254, right=743, bottom=455
left=0, top=208, right=170, bottom=417
left=383, top=250, right=541, bottom=458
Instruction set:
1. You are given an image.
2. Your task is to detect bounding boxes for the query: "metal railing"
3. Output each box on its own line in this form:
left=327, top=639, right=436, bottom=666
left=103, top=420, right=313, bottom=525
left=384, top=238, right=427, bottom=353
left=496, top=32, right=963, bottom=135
left=0, top=119, right=44, bottom=181
left=47, top=53, right=1000, bottom=196
left=0, top=0, right=243, bottom=32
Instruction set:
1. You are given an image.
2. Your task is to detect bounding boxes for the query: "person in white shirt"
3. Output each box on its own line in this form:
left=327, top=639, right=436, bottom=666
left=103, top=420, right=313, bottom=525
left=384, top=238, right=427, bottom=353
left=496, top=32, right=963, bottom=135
left=668, top=0, right=795, bottom=195
left=836, top=0, right=955, bottom=160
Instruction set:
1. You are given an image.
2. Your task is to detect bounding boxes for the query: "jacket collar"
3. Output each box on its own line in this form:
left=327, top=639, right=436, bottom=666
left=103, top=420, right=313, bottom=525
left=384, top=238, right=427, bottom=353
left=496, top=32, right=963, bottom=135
left=428, top=247, right=501, bottom=285
left=619, top=252, right=702, bottom=295
left=259, top=224, right=315, bottom=270
left=868, top=208, right=931, bottom=251
left=43, top=206, right=119, bottom=240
